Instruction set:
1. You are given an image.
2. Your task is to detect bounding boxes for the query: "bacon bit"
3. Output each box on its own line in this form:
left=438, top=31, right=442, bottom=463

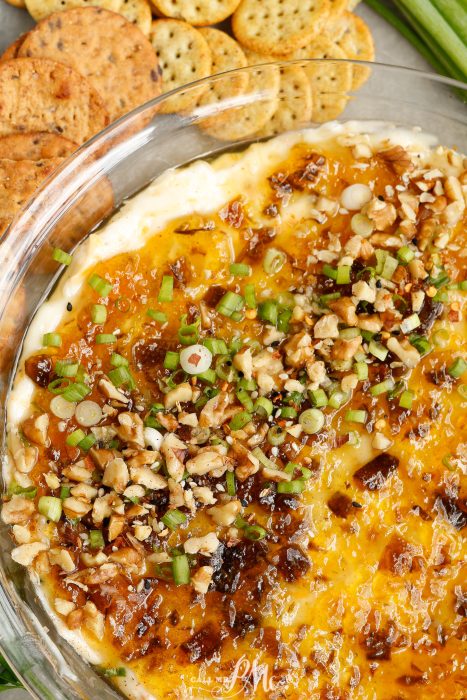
left=448, top=309, right=460, bottom=323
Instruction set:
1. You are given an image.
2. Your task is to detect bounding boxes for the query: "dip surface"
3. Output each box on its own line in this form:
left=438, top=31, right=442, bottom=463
left=3, top=124, right=466, bottom=700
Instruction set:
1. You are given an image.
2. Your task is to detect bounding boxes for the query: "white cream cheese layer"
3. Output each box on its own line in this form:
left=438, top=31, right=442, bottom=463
left=4, top=121, right=442, bottom=699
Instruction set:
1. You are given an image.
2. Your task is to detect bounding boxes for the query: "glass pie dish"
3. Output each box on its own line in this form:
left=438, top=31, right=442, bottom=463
left=0, top=60, right=466, bottom=700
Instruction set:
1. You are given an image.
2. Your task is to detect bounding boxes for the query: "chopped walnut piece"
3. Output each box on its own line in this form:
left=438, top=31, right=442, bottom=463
left=48, top=548, right=75, bottom=573
left=117, top=412, right=144, bottom=448
left=332, top=336, right=362, bottom=361
left=186, top=449, right=232, bottom=477
left=408, top=259, right=428, bottom=280
left=22, top=413, right=49, bottom=447
left=208, top=499, right=242, bottom=526
left=11, top=541, right=48, bottom=567
left=83, top=601, right=105, bottom=640
left=191, top=566, right=214, bottom=594
left=313, top=314, right=339, bottom=339
left=70, top=483, right=97, bottom=501
left=232, top=440, right=260, bottom=481
left=357, top=315, right=383, bottom=333
left=352, top=280, right=376, bottom=303
left=134, top=525, right=152, bottom=541
left=67, top=609, right=84, bottom=630
left=80, top=551, right=108, bottom=567
left=233, top=347, right=253, bottom=381
left=192, top=486, right=217, bottom=505
left=283, top=331, right=314, bottom=367
left=109, top=547, right=143, bottom=572
left=98, top=377, right=129, bottom=404
left=92, top=493, right=114, bottom=525
left=12, top=524, right=31, bottom=544
left=164, top=382, right=193, bottom=410
left=157, top=413, right=179, bottom=431
left=1, top=496, right=35, bottom=525
left=55, top=599, right=76, bottom=617
left=130, top=465, right=167, bottom=490
left=124, top=449, right=160, bottom=469
left=386, top=337, right=420, bottom=368
left=329, top=298, right=358, bottom=326
left=102, top=458, right=129, bottom=493
left=161, top=433, right=187, bottom=482
left=365, top=198, right=397, bottom=231
left=168, top=478, right=185, bottom=507
left=89, top=448, right=120, bottom=470
left=370, top=233, right=403, bottom=248
left=62, top=461, right=93, bottom=483
left=108, top=514, right=125, bottom=541
left=184, top=532, right=220, bottom=556
left=62, top=497, right=93, bottom=519
left=377, top=145, right=414, bottom=174
left=199, top=392, right=232, bottom=429
left=67, top=562, right=119, bottom=585
left=12, top=442, right=38, bottom=474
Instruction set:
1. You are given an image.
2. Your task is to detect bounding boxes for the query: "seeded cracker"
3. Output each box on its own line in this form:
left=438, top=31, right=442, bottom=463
left=0, top=133, right=78, bottom=160
left=150, top=19, right=212, bottom=113
left=203, top=48, right=279, bottom=141
left=150, top=0, right=242, bottom=27
left=115, top=0, right=152, bottom=35
left=19, top=8, right=161, bottom=121
left=0, top=157, right=63, bottom=237
left=25, top=0, right=120, bottom=21
left=0, top=58, right=109, bottom=144
left=232, top=0, right=330, bottom=57
left=332, top=13, right=375, bottom=88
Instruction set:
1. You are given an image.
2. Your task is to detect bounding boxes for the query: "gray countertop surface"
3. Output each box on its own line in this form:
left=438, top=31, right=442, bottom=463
left=0, top=1, right=430, bottom=698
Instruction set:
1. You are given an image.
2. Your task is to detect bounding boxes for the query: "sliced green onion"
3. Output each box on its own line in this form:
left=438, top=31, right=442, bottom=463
left=66, top=429, right=86, bottom=447
left=216, top=291, right=244, bottom=318
left=238, top=377, right=257, bottom=391
left=328, top=389, right=349, bottom=409
left=409, top=334, right=432, bottom=355
left=147, top=309, right=167, bottom=323
left=323, top=264, right=337, bottom=280
left=52, top=248, right=72, bottom=265
left=251, top=447, right=277, bottom=470
left=164, top=351, right=179, bottom=370
left=267, top=425, right=286, bottom=446
left=257, top=299, right=278, bottom=326
left=172, top=554, right=190, bottom=585
left=375, top=249, right=387, bottom=275
left=215, top=355, right=238, bottom=382
left=336, top=265, right=351, bottom=285
left=243, top=524, right=267, bottom=541
left=284, top=462, right=313, bottom=479
left=309, top=388, right=328, bottom=408
left=89, top=530, right=105, bottom=549
left=254, top=396, right=273, bottom=417
left=108, top=366, right=135, bottom=389
left=62, top=382, right=91, bottom=403
left=158, top=275, right=174, bottom=303
left=236, top=387, right=254, bottom=412
left=178, top=316, right=200, bottom=346
left=400, top=313, right=421, bottom=334
left=279, top=406, right=297, bottom=419
left=102, top=668, right=126, bottom=678
left=229, top=337, right=243, bottom=354
left=442, top=454, right=455, bottom=471
left=229, top=411, right=252, bottom=431
left=43, top=332, right=62, bottom=348
left=354, top=361, right=368, bottom=381
left=448, top=357, right=466, bottom=379
left=381, top=255, right=398, bottom=280
left=91, top=304, right=107, bottom=324
left=277, top=307, right=292, bottom=333
left=196, top=368, right=216, bottom=384
left=277, top=480, right=306, bottom=494
left=299, top=408, right=325, bottom=434
left=59, top=486, right=70, bottom=500
left=226, top=471, right=236, bottom=496
left=8, top=482, right=37, bottom=499
left=78, top=434, right=96, bottom=451
left=203, top=338, right=228, bottom=355
left=369, top=379, right=394, bottom=397
left=162, top=509, right=187, bottom=530
left=110, top=352, right=128, bottom=367
left=361, top=329, right=375, bottom=342
left=458, top=384, right=467, bottom=399
left=88, top=274, right=112, bottom=298
left=230, top=263, right=251, bottom=277
left=345, top=409, right=367, bottom=423
left=38, top=496, right=62, bottom=523
left=399, top=389, right=414, bottom=409
left=263, top=247, right=286, bottom=275
left=369, top=339, right=388, bottom=361
left=397, top=246, right=415, bottom=264
left=244, top=283, right=257, bottom=309
left=55, top=360, right=78, bottom=378
left=340, top=327, right=360, bottom=340
left=432, top=329, right=450, bottom=347
left=95, top=333, right=117, bottom=344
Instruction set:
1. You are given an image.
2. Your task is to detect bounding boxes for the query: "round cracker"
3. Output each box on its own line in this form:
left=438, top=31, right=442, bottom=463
left=19, top=8, right=162, bottom=122
left=150, top=0, right=241, bottom=26
left=333, top=13, right=374, bottom=89
left=196, top=28, right=248, bottom=108
left=203, top=48, right=280, bottom=141
left=288, top=39, right=352, bottom=122
left=0, top=58, right=109, bottom=144
left=232, top=0, right=330, bottom=57
left=1, top=33, right=29, bottom=62
left=262, top=65, right=312, bottom=136
left=24, top=0, right=120, bottom=21
left=150, top=19, right=212, bottom=114
left=114, top=0, right=152, bottom=35
left=0, top=157, right=63, bottom=238
left=0, top=132, right=78, bottom=160
left=328, top=0, right=347, bottom=14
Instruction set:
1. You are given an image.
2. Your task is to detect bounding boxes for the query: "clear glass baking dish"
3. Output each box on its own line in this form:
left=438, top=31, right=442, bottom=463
left=0, top=60, right=465, bottom=699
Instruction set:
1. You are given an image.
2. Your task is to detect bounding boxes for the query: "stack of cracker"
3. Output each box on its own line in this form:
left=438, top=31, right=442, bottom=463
left=0, top=0, right=375, bottom=234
